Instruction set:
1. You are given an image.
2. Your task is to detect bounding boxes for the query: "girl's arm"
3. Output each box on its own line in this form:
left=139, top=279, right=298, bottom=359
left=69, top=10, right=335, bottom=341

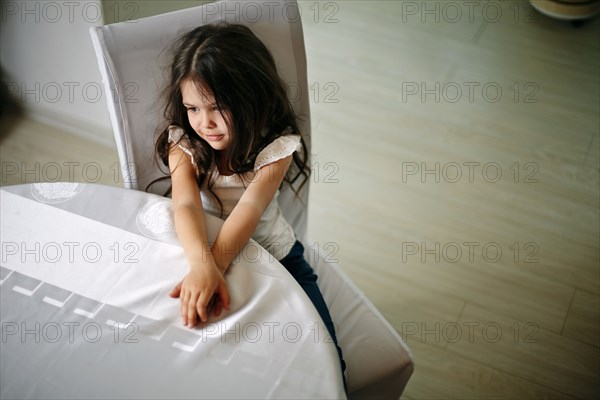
left=168, top=145, right=230, bottom=327
left=211, top=155, right=293, bottom=273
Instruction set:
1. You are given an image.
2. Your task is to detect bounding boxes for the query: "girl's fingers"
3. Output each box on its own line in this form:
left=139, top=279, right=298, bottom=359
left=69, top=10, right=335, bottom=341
left=213, top=298, right=223, bottom=317
left=218, top=283, right=231, bottom=310
left=178, top=280, right=226, bottom=326
left=197, top=291, right=212, bottom=322
left=180, top=289, right=189, bottom=326
left=187, top=292, right=200, bottom=327
left=179, top=288, right=185, bottom=315
left=206, top=296, right=216, bottom=317
left=170, top=281, right=182, bottom=298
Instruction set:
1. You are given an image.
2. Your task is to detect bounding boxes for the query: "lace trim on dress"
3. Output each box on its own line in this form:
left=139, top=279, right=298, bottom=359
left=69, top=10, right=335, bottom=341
left=167, top=125, right=196, bottom=166
left=254, top=130, right=301, bottom=171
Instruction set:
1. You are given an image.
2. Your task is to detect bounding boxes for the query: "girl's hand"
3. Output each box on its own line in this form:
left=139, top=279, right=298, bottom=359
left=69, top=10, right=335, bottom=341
left=170, top=264, right=230, bottom=327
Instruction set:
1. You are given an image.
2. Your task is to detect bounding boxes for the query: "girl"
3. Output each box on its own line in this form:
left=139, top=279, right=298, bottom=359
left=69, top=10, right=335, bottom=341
left=152, top=22, right=346, bottom=382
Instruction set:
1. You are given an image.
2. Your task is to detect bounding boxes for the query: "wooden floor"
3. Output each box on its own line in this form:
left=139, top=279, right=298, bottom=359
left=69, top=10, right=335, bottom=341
left=1, top=1, right=599, bottom=398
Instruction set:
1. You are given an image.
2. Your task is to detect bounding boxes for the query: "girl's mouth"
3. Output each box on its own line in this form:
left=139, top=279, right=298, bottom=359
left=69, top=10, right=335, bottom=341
left=206, top=134, right=224, bottom=142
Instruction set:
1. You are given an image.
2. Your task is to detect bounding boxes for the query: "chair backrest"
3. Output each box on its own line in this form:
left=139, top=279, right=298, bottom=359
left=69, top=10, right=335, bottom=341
left=90, top=0, right=310, bottom=241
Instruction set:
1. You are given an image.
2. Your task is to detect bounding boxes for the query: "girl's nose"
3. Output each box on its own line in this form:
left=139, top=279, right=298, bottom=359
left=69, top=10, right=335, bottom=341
left=197, top=112, right=214, bottom=132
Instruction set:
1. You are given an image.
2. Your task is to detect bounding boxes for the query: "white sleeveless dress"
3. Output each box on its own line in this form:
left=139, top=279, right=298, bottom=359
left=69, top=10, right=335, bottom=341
left=168, top=125, right=302, bottom=260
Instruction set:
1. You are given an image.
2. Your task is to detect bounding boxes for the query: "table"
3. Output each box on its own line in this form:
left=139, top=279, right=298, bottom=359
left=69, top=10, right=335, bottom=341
left=0, top=182, right=345, bottom=399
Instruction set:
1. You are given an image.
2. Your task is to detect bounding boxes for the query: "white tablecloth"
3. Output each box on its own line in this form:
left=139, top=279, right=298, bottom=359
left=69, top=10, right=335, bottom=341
left=0, top=183, right=345, bottom=399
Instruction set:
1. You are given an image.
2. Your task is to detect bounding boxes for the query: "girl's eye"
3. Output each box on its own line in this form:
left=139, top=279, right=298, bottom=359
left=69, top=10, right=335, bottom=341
left=185, top=107, right=219, bottom=113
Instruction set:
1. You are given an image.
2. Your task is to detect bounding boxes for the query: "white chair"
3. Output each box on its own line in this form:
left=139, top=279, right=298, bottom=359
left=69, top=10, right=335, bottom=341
left=90, top=1, right=413, bottom=397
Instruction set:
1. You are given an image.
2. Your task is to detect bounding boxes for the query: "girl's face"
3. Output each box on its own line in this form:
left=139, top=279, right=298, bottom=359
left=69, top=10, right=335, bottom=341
left=181, top=79, right=232, bottom=153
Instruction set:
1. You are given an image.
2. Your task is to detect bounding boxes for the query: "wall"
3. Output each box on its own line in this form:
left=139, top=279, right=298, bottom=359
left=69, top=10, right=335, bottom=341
left=1, top=0, right=114, bottom=146
left=0, top=0, right=210, bottom=147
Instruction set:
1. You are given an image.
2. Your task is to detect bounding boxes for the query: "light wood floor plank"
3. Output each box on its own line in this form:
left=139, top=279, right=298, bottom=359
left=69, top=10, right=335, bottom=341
left=447, top=304, right=599, bottom=398
left=404, top=339, right=577, bottom=399
left=563, top=289, right=600, bottom=348
left=0, top=115, right=120, bottom=187
left=303, top=2, right=599, bottom=398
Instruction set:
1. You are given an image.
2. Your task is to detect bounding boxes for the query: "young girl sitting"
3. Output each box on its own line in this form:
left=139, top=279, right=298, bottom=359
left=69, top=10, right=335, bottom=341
left=152, top=22, right=346, bottom=382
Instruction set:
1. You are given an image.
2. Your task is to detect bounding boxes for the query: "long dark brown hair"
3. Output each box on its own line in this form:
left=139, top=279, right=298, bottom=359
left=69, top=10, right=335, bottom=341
left=149, top=23, right=310, bottom=213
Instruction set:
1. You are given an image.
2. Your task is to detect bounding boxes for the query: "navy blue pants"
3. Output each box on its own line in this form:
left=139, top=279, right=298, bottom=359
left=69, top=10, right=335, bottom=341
left=279, top=241, right=347, bottom=390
